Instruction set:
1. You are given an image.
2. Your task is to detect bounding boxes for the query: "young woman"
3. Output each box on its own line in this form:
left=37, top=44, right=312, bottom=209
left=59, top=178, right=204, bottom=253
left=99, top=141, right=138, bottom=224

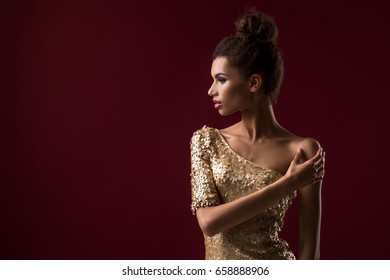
left=190, top=9, right=324, bottom=260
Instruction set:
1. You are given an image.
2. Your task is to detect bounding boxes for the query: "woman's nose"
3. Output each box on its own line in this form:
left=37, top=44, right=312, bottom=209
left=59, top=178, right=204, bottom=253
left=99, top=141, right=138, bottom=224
left=208, top=84, right=216, bottom=96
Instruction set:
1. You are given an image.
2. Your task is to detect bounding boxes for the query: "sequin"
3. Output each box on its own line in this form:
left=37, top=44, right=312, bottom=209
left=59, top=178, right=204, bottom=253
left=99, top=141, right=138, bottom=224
left=190, top=126, right=297, bottom=260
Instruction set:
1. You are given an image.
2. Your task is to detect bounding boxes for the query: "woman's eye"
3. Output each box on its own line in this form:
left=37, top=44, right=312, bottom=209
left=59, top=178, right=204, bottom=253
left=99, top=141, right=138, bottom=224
left=218, top=78, right=226, bottom=84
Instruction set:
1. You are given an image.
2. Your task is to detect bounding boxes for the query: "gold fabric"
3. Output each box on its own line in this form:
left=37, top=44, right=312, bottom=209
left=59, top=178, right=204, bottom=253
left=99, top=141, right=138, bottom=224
left=190, top=126, right=296, bottom=260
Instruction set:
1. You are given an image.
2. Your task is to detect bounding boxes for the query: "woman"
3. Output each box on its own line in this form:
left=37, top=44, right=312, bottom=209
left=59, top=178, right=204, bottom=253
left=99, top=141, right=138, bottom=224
left=190, top=9, right=324, bottom=260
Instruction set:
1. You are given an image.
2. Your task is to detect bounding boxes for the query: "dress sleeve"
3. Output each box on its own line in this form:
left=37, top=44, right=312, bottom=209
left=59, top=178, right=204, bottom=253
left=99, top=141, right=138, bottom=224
left=190, top=128, right=220, bottom=215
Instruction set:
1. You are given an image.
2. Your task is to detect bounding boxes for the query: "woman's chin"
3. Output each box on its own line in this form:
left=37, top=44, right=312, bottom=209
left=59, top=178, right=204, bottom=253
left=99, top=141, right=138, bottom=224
left=218, top=109, right=235, bottom=117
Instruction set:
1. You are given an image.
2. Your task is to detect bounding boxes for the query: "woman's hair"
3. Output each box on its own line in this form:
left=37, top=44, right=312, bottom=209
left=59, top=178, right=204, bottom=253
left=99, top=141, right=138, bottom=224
left=212, top=9, right=283, bottom=104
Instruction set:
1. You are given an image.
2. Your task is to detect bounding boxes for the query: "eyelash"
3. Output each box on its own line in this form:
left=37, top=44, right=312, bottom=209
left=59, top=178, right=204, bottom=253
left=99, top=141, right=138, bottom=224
left=217, top=78, right=226, bottom=84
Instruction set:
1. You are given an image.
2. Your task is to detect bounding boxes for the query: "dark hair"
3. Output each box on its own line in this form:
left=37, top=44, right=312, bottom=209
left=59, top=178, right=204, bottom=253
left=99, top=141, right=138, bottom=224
left=212, top=9, right=283, bottom=104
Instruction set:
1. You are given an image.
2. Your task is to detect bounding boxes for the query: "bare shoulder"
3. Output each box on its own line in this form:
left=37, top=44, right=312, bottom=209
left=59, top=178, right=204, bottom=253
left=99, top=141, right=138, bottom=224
left=291, top=137, right=321, bottom=160
left=278, top=127, right=320, bottom=150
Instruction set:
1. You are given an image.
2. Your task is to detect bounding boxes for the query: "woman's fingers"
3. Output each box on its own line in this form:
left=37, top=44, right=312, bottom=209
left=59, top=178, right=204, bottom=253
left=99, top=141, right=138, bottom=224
left=312, top=148, right=323, bottom=162
left=293, top=148, right=302, bottom=163
left=314, top=160, right=325, bottom=181
left=310, top=148, right=325, bottom=168
left=308, top=148, right=325, bottom=183
left=314, top=168, right=325, bottom=181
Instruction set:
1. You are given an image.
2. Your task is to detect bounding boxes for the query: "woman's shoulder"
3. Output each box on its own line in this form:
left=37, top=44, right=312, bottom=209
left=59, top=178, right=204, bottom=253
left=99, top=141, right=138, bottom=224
left=191, top=125, right=220, bottom=146
left=287, top=135, right=321, bottom=160
left=192, top=125, right=219, bottom=138
left=297, top=137, right=321, bottom=150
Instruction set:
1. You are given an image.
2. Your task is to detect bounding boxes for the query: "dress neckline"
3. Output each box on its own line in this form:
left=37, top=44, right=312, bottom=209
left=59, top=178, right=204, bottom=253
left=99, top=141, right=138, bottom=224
left=212, top=127, right=284, bottom=177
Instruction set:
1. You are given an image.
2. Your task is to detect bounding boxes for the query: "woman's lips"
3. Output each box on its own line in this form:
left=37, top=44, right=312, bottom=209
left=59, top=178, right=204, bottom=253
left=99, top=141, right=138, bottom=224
left=213, top=100, right=222, bottom=109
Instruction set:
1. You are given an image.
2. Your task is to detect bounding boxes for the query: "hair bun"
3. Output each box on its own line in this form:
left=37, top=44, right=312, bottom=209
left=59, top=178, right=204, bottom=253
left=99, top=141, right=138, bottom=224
left=235, top=9, right=278, bottom=44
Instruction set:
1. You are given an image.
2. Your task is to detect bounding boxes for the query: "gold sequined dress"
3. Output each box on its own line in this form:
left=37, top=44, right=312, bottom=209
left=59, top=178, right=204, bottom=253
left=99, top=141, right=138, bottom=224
left=190, top=126, right=296, bottom=260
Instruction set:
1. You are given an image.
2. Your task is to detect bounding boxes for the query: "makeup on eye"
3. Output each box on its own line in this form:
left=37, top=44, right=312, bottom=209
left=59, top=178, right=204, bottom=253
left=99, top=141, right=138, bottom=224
left=214, top=73, right=229, bottom=84
left=217, top=78, right=227, bottom=84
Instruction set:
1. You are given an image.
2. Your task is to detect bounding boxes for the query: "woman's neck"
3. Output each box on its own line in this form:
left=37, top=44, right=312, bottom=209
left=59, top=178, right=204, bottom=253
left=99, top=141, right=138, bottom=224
left=238, top=97, right=281, bottom=142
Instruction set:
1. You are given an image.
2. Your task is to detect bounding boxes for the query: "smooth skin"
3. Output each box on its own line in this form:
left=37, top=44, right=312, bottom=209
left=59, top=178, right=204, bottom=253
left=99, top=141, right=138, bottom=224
left=196, top=56, right=324, bottom=260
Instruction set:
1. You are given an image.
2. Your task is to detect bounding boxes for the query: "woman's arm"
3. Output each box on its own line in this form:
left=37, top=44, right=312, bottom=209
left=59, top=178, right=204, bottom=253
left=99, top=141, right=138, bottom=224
left=196, top=147, right=324, bottom=237
left=297, top=140, right=324, bottom=260
left=197, top=175, right=295, bottom=237
left=298, top=180, right=322, bottom=259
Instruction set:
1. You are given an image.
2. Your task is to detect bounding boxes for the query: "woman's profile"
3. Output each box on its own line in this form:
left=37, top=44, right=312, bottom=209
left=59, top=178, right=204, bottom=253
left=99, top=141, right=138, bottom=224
left=190, top=9, right=324, bottom=260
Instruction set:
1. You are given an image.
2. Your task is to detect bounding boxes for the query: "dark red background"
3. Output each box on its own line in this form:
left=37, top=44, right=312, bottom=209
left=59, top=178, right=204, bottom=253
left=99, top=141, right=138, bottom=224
left=2, top=0, right=389, bottom=259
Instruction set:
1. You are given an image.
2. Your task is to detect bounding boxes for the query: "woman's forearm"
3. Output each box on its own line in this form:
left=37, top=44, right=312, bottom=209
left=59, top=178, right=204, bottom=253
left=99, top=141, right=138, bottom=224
left=196, top=175, right=294, bottom=236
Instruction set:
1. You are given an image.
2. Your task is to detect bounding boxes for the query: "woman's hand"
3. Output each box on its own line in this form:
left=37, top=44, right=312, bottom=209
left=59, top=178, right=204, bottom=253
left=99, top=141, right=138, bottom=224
left=285, top=148, right=325, bottom=190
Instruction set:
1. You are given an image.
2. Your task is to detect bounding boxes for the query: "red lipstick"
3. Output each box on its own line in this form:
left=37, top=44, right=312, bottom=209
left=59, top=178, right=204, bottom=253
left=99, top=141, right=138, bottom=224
left=213, top=100, right=222, bottom=109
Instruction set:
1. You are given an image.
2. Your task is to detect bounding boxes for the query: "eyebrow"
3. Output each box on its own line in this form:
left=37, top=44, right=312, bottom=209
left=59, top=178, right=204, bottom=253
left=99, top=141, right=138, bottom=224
left=214, top=72, right=230, bottom=78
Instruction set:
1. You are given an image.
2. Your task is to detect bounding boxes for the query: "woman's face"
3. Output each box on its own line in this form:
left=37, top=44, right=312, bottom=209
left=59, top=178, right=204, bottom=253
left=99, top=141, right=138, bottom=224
left=208, top=56, right=252, bottom=116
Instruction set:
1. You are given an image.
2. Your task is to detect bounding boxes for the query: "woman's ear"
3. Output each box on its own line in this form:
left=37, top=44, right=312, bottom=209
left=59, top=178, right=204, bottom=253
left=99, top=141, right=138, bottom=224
left=249, top=74, right=262, bottom=92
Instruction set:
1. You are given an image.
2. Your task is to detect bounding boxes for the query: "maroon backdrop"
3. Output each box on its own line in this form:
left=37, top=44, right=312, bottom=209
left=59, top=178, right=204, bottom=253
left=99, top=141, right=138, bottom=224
left=2, top=0, right=389, bottom=259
